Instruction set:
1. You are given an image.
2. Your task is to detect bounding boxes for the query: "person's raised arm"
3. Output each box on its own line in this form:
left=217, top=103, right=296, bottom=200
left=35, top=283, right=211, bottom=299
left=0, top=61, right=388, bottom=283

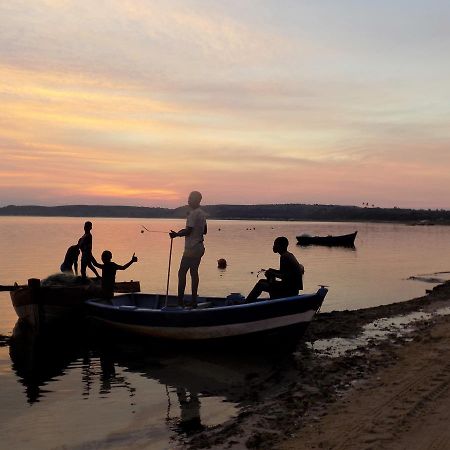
left=117, top=253, right=138, bottom=270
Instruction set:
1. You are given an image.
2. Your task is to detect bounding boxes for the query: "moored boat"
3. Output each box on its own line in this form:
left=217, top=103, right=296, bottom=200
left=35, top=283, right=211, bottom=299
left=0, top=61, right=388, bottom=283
left=85, top=287, right=328, bottom=342
left=296, top=231, right=357, bottom=247
left=10, top=278, right=140, bottom=328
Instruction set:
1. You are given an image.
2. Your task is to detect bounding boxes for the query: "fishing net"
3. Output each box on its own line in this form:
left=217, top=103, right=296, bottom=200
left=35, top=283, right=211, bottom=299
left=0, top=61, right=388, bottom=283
left=41, top=273, right=95, bottom=287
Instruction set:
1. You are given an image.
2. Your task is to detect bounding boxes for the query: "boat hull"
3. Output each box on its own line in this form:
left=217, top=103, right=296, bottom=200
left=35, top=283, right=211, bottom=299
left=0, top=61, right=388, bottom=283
left=86, top=288, right=327, bottom=341
left=10, top=281, right=140, bottom=328
left=296, top=231, right=357, bottom=247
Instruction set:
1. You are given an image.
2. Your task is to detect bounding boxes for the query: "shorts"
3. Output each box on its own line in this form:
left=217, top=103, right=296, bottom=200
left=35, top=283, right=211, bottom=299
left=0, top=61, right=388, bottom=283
left=268, top=281, right=298, bottom=299
left=179, top=248, right=205, bottom=272
left=182, top=244, right=205, bottom=259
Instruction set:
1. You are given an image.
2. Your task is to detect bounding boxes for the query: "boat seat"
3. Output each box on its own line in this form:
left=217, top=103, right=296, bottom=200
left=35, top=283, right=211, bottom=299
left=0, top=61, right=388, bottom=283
left=111, top=296, right=138, bottom=307
left=197, top=301, right=212, bottom=309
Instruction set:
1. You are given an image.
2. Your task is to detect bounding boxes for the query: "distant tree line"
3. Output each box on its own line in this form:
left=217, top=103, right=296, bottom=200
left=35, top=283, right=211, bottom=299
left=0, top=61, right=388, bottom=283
left=1, top=203, right=449, bottom=223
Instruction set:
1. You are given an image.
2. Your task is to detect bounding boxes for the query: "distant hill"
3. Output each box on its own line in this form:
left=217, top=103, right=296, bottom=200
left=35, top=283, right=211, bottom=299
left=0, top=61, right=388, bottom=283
left=1, top=203, right=449, bottom=224
left=0, top=205, right=171, bottom=218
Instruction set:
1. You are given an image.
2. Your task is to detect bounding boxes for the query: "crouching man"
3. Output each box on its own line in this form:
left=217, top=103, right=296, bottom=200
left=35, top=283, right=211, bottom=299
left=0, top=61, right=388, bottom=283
left=246, top=236, right=304, bottom=302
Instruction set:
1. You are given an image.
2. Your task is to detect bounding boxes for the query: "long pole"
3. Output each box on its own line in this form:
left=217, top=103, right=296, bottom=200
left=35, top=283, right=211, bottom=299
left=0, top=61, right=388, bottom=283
left=165, top=237, right=174, bottom=307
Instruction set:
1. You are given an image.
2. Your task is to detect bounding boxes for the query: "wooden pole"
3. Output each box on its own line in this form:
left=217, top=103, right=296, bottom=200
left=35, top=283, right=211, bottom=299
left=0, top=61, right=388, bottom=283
left=165, top=237, right=174, bottom=307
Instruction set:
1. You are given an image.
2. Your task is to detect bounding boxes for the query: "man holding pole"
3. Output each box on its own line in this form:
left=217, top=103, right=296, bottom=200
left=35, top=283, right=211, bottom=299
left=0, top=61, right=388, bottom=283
left=170, top=191, right=207, bottom=307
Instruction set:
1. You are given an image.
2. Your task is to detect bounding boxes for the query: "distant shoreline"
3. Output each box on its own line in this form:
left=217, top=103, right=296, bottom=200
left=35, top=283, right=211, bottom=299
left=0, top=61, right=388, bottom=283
left=0, top=203, right=449, bottom=224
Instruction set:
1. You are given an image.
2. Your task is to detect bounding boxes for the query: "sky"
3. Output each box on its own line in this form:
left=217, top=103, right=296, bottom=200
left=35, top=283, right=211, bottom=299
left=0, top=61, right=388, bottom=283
left=1, top=0, right=449, bottom=209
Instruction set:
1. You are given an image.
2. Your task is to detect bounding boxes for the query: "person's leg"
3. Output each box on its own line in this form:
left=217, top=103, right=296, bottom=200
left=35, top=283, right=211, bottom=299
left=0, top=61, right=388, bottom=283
left=189, top=256, right=202, bottom=302
left=87, top=261, right=100, bottom=278
left=178, top=257, right=190, bottom=305
left=246, top=279, right=270, bottom=302
left=81, top=258, right=88, bottom=280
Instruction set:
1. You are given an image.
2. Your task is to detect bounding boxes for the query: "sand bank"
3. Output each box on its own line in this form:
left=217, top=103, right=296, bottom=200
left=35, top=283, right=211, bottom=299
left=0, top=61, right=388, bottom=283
left=186, top=282, right=450, bottom=449
left=280, top=305, right=450, bottom=450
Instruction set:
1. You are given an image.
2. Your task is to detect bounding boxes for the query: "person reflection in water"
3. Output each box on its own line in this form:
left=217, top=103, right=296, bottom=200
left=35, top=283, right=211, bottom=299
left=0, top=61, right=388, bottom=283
left=176, top=387, right=205, bottom=434
left=78, top=221, right=101, bottom=280
left=60, top=243, right=80, bottom=275
left=246, top=236, right=304, bottom=302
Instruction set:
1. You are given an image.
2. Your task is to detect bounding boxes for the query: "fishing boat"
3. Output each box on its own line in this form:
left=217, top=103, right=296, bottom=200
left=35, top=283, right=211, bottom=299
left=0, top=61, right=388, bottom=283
left=296, top=231, right=357, bottom=247
left=85, top=287, right=328, bottom=342
left=10, top=278, right=140, bottom=328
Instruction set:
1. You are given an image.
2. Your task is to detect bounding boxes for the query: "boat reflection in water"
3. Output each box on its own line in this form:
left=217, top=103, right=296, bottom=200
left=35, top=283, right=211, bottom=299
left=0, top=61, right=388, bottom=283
left=8, top=322, right=301, bottom=446
left=9, top=320, right=85, bottom=404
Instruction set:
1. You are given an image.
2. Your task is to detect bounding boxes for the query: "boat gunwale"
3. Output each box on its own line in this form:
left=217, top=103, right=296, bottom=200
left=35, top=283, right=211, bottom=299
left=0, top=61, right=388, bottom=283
left=85, top=290, right=326, bottom=314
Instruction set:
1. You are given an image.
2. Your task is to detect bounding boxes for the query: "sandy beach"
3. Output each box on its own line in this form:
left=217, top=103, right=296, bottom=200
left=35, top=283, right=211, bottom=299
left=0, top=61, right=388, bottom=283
left=185, top=281, right=450, bottom=449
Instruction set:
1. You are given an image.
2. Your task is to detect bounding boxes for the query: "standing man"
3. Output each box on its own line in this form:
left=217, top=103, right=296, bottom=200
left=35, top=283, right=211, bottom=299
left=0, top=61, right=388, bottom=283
left=170, top=191, right=207, bottom=307
left=78, top=221, right=101, bottom=280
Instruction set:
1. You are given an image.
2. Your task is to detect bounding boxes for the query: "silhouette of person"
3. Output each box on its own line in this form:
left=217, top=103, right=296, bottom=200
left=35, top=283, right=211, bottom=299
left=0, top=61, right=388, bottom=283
left=169, top=191, right=207, bottom=307
left=78, top=221, right=101, bottom=280
left=60, top=244, right=80, bottom=275
left=246, top=236, right=304, bottom=302
left=93, top=250, right=138, bottom=298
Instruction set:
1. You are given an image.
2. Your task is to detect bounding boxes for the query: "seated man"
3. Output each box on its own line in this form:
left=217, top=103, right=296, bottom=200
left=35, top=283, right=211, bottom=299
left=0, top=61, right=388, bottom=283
left=246, top=236, right=304, bottom=302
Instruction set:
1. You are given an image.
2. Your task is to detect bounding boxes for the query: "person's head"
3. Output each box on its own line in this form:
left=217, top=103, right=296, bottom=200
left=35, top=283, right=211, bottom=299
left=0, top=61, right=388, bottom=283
left=273, top=236, right=289, bottom=254
left=188, top=191, right=202, bottom=209
left=84, top=221, right=92, bottom=232
left=101, top=250, right=112, bottom=263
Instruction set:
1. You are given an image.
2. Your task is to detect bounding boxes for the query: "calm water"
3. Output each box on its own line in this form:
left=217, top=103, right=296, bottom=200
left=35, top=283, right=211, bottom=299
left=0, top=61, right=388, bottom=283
left=0, top=217, right=449, bottom=449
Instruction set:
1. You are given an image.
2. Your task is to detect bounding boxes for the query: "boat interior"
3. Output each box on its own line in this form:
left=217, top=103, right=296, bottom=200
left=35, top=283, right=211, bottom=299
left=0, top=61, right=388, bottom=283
left=90, top=293, right=249, bottom=310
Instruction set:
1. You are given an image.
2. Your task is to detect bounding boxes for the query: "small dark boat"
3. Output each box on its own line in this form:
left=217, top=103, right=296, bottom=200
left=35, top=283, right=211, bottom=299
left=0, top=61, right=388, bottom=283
left=296, top=231, right=357, bottom=247
left=85, top=287, right=328, bottom=342
left=10, top=278, right=140, bottom=328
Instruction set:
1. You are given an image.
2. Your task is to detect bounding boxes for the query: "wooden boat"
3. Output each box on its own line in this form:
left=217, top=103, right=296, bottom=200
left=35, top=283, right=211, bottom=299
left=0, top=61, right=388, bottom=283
left=296, top=231, right=357, bottom=247
left=10, top=278, right=140, bottom=329
left=85, top=287, right=328, bottom=342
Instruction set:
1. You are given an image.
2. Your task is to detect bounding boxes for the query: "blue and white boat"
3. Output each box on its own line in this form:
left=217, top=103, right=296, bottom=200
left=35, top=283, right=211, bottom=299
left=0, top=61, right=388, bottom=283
left=85, top=287, right=328, bottom=341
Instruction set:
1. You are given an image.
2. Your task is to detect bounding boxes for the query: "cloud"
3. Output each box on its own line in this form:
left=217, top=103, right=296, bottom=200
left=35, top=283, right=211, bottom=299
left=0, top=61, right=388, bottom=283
left=0, top=1, right=449, bottom=208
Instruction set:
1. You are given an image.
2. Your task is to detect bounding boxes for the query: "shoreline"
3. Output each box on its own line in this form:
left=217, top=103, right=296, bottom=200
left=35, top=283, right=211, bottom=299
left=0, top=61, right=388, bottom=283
left=1, top=214, right=449, bottom=225
left=183, top=281, right=450, bottom=449
left=1, top=282, right=449, bottom=449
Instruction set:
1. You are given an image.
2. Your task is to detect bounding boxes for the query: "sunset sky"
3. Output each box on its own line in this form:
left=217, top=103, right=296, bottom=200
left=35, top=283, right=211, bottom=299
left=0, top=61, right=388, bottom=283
left=1, top=1, right=449, bottom=209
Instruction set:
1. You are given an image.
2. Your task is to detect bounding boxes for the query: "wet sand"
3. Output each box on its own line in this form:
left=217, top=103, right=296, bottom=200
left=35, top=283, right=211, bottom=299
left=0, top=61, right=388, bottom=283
left=280, top=316, right=450, bottom=450
left=185, top=282, right=450, bottom=449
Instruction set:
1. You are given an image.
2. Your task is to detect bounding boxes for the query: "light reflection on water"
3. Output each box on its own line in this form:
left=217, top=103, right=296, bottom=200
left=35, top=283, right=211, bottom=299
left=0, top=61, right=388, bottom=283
left=1, top=217, right=449, bottom=317
left=308, top=306, right=450, bottom=358
left=0, top=217, right=450, bottom=448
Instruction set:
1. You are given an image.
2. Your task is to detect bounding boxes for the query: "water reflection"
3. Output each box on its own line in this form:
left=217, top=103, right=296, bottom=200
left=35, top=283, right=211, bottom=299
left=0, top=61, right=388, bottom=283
left=8, top=322, right=298, bottom=446
left=9, top=321, right=84, bottom=404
